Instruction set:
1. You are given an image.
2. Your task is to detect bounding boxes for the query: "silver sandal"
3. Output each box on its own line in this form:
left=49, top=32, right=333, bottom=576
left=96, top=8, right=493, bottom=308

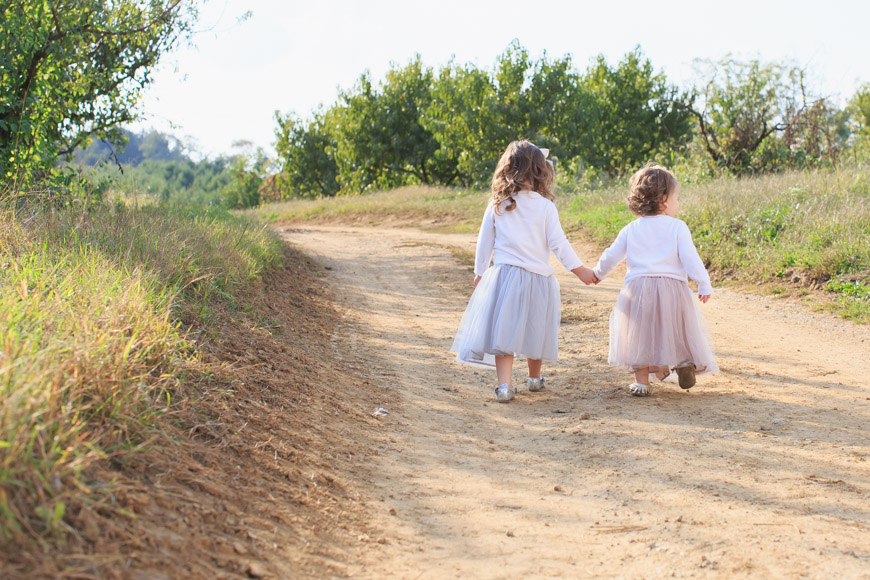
left=629, top=382, right=651, bottom=397
left=494, top=383, right=516, bottom=402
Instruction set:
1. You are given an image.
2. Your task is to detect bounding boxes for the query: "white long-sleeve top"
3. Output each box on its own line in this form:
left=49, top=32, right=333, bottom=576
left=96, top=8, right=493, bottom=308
left=474, top=190, right=583, bottom=277
left=592, top=215, right=714, bottom=295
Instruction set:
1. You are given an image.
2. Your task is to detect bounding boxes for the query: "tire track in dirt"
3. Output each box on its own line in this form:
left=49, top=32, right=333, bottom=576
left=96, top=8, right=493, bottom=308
left=281, top=225, right=870, bottom=580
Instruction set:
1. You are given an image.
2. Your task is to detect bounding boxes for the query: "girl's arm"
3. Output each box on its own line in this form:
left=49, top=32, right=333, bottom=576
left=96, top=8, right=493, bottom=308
left=677, top=222, right=713, bottom=296
left=474, top=203, right=496, bottom=276
left=545, top=204, right=583, bottom=271
left=592, top=227, right=628, bottom=281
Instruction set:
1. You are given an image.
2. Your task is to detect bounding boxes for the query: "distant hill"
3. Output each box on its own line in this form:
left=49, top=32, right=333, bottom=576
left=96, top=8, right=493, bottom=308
left=73, top=129, right=191, bottom=167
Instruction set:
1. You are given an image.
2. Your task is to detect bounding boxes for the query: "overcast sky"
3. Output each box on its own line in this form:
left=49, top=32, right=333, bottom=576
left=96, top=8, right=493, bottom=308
left=131, top=0, right=870, bottom=157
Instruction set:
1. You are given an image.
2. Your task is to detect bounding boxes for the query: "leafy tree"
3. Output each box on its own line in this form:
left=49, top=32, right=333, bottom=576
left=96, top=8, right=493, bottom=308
left=524, top=52, right=585, bottom=160
left=272, top=45, right=870, bottom=196
left=491, top=40, right=532, bottom=144
left=422, top=42, right=581, bottom=185
left=423, top=60, right=499, bottom=185
left=80, top=154, right=236, bottom=207
left=779, top=97, right=850, bottom=168
left=220, top=142, right=270, bottom=209
left=138, top=130, right=186, bottom=163
left=676, top=58, right=823, bottom=173
left=274, top=109, right=340, bottom=198
left=0, top=0, right=200, bottom=187
left=578, top=47, right=694, bottom=176
left=331, top=56, right=457, bottom=192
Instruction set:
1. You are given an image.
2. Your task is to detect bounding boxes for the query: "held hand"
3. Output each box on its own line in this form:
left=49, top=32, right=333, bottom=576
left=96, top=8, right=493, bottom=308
left=573, top=266, right=599, bottom=286
left=474, top=275, right=482, bottom=288
left=698, top=294, right=710, bottom=304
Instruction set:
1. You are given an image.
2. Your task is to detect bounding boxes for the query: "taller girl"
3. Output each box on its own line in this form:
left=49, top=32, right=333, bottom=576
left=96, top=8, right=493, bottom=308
left=592, top=163, right=719, bottom=396
left=452, top=140, right=597, bottom=403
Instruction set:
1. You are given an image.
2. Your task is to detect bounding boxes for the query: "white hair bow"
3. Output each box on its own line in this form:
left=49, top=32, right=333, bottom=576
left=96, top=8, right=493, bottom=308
left=532, top=143, right=549, bottom=158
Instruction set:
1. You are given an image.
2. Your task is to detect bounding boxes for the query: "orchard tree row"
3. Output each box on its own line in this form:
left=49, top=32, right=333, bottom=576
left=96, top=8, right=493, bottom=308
left=274, top=41, right=870, bottom=198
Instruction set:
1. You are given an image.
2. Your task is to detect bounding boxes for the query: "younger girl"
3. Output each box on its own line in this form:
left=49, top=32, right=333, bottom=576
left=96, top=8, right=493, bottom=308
left=592, top=163, right=718, bottom=396
left=451, top=140, right=597, bottom=403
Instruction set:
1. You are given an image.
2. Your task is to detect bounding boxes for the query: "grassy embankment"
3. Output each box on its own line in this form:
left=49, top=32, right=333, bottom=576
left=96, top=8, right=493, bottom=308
left=0, top=201, right=280, bottom=547
left=245, top=167, right=870, bottom=322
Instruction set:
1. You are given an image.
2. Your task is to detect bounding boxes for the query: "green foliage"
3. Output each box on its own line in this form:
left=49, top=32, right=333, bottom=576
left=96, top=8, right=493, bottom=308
left=220, top=146, right=271, bottom=209
left=274, top=42, right=695, bottom=197
left=270, top=45, right=869, bottom=198
left=578, top=47, right=694, bottom=176
left=825, top=279, right=870, bottom=300
left=847, top=84, right=870, bottom=161
left=79, top=157, right=233, bottom=207
left=0, top=1, right=200, bottom=188
left=274, top=109, right=340, bottom=198
left=423, top=59, right=501, bottom=185
left=331, top=56, right=457, bottom=192
left=677, top=58, right=848, bottom=173
left=73, top=133, right=272, bottom=209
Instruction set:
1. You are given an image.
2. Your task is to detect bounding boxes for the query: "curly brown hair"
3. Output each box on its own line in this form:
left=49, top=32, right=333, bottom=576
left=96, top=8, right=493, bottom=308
left=627, top=162, right=678, bottom=216
left=491, top=140, right=555, bottom=214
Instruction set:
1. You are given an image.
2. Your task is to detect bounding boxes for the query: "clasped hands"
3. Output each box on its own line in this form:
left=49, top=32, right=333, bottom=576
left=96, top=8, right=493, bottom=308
left=573, top=266, right=599, bottom=285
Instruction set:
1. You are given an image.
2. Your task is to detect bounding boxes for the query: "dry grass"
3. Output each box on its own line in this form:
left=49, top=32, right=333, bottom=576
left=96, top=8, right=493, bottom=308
left=242, top=185, right=489, bottom=233
left=0, top=202, right=281, bottom=552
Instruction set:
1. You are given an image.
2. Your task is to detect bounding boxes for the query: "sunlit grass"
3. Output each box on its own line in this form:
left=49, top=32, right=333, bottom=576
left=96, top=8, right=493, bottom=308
left=0, top=202, right=281, bottom=541
left=242, top=185, right=489, bottom=233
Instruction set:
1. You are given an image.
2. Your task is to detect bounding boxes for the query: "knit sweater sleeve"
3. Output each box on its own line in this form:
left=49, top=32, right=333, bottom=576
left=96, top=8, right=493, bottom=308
left=593, top=225, right=628, bottom=281
left=677, top=221, right=714, bottom=295
left=545, top=203, right=583, bottom=271
left=474, top=203, right=496, bottom=276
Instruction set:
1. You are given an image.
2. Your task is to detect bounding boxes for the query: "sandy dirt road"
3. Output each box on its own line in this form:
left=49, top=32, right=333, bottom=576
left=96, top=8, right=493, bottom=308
left=280, top=225, right=870, bottom=580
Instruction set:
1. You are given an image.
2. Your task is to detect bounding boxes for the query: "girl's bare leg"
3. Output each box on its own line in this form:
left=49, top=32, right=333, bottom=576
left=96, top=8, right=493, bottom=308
left=634, top=367, right=650, bottom=385
left=495, top=355, right=514, bottom=386
left=628, top=366, right=653, bottom=396
left=527, top=358, right=542, bottom=378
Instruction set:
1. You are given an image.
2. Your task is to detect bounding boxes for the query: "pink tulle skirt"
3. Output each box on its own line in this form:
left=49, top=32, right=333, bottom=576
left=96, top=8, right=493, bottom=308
left=609, top=276, right=718, bottom=376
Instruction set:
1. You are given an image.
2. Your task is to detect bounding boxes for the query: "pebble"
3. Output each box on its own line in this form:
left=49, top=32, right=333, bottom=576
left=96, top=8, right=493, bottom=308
left=233, top=541, right=249, bottom=555
left=245, top=561, right=269, bottom=578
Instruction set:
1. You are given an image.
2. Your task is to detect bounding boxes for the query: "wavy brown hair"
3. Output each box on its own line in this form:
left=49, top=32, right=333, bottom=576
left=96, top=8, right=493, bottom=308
left=491, top=140, right=555, bottom=214
left=627, top=162, right=678, bottom=216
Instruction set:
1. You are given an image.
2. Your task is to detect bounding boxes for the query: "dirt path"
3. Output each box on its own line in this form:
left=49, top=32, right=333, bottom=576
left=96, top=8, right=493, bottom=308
left=280, top=225, right=870, bottom=580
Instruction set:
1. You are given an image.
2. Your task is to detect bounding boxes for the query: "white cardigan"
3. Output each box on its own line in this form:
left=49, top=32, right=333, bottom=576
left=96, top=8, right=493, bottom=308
left=593, top=215, right=714, bottom=295
left=474, top=191, right=583, bottom=277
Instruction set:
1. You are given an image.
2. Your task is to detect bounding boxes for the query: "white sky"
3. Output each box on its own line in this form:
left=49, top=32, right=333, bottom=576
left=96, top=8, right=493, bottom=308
left=131, top=0, right=870, bottom=158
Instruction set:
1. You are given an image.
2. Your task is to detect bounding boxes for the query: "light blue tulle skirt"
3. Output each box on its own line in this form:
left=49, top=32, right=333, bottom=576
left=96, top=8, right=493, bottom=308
left=451, top=264, right=561, bottom=368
